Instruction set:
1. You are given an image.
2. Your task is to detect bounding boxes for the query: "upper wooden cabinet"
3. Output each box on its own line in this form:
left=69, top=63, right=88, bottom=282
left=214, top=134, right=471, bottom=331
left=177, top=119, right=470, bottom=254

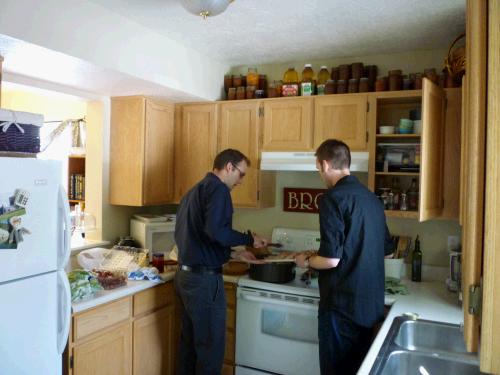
left=368, top=79, right=448, bottom=222
left=174, top=103, right=218, bottom=202
left=110, top=97, right=174, bottom=206
left=262, top=97, right=314, bottom=151
left=218, top=101, right=275, bottom=208
left=314, top=94, right=368, bottom=151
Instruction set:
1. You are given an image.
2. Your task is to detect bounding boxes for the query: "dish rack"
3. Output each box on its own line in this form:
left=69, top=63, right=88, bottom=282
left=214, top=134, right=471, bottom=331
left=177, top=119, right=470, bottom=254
left=99, top=246, right=149, bottom=273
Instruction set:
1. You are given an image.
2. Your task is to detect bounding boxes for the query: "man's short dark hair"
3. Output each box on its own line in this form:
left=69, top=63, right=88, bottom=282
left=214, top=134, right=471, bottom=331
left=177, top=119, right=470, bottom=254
left=213, top=149, right=251, bottom=171
left=315, top=139, right=351, bottom=169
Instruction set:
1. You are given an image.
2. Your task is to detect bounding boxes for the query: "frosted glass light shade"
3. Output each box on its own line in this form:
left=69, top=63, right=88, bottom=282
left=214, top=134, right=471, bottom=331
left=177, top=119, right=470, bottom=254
left=180, top=0, right=232, bottom=18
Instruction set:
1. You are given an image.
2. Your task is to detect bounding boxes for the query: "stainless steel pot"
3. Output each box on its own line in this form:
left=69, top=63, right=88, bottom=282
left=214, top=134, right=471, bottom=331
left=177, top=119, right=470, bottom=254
left=248, top=262, right=295, bottom=283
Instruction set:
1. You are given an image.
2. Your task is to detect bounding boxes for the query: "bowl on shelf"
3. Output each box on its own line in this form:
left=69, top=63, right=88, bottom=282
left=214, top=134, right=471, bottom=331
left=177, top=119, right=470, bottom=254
left=379, top=125, right=395, bottom=134
left=399, top=119, right=414, bottom=134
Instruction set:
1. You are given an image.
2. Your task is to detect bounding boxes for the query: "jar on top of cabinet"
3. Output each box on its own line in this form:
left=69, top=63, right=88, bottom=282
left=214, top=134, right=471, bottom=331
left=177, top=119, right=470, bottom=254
left=247, top=68, right=259, bottom=87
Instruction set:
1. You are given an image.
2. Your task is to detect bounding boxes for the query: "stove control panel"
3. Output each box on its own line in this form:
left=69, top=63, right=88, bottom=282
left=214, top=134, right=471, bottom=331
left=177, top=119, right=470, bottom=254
left=271, top=227, right=321, bottom=251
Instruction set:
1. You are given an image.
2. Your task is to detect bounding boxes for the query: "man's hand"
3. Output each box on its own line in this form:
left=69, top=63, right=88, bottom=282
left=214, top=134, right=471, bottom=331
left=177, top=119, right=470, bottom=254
left=251, top=232, right=269, bottom=248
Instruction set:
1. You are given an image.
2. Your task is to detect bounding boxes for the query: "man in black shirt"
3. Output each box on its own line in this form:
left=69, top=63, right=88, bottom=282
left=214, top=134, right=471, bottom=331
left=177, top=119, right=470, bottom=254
left=296, top=139, right=393, bottom=375
left=174, top=149, right=268, bottom=375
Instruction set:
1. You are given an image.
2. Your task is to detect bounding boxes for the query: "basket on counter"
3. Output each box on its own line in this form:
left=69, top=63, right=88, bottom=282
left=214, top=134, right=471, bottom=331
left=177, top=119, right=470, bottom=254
left=0, top=109, right=43, bottom=154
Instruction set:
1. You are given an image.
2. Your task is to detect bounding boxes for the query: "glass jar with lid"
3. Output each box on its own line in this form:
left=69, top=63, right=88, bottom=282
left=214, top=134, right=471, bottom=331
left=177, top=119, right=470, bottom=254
left=247, top=68, right=259, bottom=87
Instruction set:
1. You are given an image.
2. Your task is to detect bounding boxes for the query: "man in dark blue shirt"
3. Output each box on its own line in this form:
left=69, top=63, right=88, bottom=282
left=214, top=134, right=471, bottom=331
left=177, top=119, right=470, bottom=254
left=174, top=149, right=268, bottom=375
left=296, top=139, right=393, bottom=375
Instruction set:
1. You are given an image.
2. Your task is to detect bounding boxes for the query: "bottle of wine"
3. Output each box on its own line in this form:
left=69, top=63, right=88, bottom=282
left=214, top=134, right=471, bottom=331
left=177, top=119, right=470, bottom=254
left=411, top=235, right=422, bottom=282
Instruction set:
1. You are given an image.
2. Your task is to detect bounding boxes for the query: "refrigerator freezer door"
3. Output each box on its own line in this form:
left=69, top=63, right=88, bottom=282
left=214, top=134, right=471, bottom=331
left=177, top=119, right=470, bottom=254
left=0, top=271, right=61, bottom=375
left=0, top=158, right=62, bottom=283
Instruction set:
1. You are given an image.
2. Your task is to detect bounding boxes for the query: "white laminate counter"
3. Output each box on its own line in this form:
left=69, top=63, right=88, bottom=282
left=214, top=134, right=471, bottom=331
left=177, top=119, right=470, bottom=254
left=71, top=239, right=111, bottom=253
left=358, top=278, right=463, bottom=374
left=71, top=269, right=242, bottom=314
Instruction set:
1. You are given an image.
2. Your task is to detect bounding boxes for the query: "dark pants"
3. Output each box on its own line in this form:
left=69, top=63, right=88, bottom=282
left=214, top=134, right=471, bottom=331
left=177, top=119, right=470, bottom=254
left=318, top=310, right=373, bottom=375
left=174, top=269, right=226, bottom=375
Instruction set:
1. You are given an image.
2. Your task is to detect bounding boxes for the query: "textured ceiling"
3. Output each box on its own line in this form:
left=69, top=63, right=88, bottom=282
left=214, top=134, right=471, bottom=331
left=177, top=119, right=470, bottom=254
left=88, top=0, right=465, bottom=66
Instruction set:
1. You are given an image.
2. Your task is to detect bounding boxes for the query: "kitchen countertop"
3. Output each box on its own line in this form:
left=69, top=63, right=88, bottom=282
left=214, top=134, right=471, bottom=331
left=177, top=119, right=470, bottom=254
left=71, top=238, right=111, bottom=253
left=71, top=268, right=242, bottom=314
left=358, top=278, right=463, bottom=374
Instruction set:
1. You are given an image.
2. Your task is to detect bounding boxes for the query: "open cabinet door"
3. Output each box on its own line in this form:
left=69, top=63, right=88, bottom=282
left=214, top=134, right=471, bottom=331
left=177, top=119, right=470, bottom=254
left=419, top=78, right=445, bottom=221
left=481, top=1, right=500, bottom=373
left=462, top=0, right=487, bottom=355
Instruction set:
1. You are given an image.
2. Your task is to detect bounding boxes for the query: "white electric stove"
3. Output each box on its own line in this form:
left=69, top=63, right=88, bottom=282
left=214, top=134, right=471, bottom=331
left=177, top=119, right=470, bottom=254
left=235, top=228, right=322, bottom=375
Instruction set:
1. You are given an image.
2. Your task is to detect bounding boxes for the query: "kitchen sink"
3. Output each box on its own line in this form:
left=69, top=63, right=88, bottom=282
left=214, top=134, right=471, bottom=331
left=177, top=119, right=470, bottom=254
left=394, top=319, right=469, bottom=355
left=370, top=316, right=485, bottom=374
left=379, top=350, right=483, bottom=375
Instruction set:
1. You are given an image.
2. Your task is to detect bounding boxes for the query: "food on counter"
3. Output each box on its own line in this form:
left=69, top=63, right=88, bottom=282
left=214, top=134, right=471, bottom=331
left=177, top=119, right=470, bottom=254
left=68, top=269, right=102, bottom=302
left=92, top=269, right=127, bottom=290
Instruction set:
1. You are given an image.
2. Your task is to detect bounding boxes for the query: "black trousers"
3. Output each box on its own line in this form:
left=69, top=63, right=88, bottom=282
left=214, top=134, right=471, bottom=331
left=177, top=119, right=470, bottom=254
left=174, top=269, right=226, bottom=375
left=318, top=310, right=373, bottom=375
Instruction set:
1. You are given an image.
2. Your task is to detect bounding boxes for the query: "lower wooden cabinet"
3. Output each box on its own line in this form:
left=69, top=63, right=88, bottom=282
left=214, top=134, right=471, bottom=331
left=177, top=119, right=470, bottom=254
left=133, top=305, right=175, bottom=375
left=68, top=283, right=175, bottom=375
left=224, top=283, right=237, bottom=374
left=73, top=322, right=132, bottom=375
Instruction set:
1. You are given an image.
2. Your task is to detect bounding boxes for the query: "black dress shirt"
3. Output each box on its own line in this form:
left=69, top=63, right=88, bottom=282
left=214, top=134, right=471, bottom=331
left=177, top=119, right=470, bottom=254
left=175, top=173, right=253, bottom=268
left=317, top=175, right=393, bottom=328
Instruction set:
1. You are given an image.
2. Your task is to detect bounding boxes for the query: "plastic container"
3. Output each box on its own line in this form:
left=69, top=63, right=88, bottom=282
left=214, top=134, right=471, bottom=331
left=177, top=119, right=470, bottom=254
left=317, top=66, right=330, bottom=95
left=301, top=64, right=315, bottom=96
left=283, top=67, right=299, bottom=84
left=385, top=258, right=404, bottom=280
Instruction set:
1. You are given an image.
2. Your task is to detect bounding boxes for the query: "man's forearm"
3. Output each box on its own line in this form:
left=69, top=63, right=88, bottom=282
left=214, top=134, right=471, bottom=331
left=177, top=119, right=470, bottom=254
left=309, top=254, right=340, bottom=269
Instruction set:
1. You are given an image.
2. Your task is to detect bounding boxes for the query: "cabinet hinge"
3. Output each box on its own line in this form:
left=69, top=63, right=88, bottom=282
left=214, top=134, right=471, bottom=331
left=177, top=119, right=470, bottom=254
left=468, top=284, right=482, bottom=317
left=70, top=355, right=74, bottom=369
left=366, top=102, right=370, bottom=112
left=258, top=107, right=264, bottom=117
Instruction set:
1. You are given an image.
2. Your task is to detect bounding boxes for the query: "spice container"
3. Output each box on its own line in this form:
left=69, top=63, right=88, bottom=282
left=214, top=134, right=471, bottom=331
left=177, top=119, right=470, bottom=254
left=375, top=77, right=387, bottom=91
left=254, top=89, right=265, bottom=99
left=236, top=86, right=246, bottom=100
left=233, top=75, right=243, bottom=88
left=351, top=62, right=364, bottom=80
left=325, top=80, right=337, bottom=95
left=338, top=64, right=351, bottom=81
left=247, top=68, right=258, bottom=87
left=336, top=79, right=347, bottom=94
left=331, top=67, right=340, bottom=81
left=348, top=78, right=359, bottom=93
left=359, top=77, right=370, bottom=92
left=227, top=87, right=236, bottom=100
left=258, top=74, right=267, bottom=91
left=224, top=75, right=233, bottom=92
left=246, top=85, right=256, bottom=99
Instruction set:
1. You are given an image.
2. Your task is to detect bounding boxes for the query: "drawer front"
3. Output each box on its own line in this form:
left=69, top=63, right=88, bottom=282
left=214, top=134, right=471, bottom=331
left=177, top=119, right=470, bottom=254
left=74, top=297, right=132, bottom=341
left=133, top=283, right=173, bottom=317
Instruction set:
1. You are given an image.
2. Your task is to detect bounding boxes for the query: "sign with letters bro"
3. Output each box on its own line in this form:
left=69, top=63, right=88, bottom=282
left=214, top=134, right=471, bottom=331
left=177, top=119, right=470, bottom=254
left=283, top=188, right=326, bottom=214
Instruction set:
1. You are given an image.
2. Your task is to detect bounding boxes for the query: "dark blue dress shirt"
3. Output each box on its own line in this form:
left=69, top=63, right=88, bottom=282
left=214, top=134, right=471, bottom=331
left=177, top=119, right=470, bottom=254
left=175, top=173, right=253, bottom=268
left=318, top=175, right=393, bottom=328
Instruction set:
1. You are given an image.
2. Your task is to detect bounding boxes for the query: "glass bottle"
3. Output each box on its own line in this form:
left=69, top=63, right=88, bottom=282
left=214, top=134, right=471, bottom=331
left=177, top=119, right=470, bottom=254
left=407, top=178, right=419, bottom=211
left=317, top=66, right=330, bottom=95
left=411, top=235, right=422, bottom=282
left=247, top=68, right=258, bottom=87
left=283, top=67, right=299, bottom=84
left=301, top=64, right=315, bottom=96
left=391, top=177, right=401, bottom=209
left=399, top=193, right=408, bottom=211
left=283, top=67, right=299, bottom=97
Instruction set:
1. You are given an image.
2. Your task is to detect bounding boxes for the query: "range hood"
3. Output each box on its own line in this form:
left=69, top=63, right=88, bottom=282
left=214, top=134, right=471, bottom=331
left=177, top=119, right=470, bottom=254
left=260, top=151, right=369, bottom=172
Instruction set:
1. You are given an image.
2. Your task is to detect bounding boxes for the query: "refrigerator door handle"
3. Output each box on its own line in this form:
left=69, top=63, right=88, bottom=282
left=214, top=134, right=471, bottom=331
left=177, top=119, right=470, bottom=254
left=57, top=270, right=71, bottom=355
left=58, top=184, right=71, bottom=270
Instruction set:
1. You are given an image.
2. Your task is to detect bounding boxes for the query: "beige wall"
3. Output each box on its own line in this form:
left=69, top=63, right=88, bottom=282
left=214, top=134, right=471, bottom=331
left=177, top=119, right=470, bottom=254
left=229, top=48, right=449, bottom=85
left=232, top=171, right=460, bottom=267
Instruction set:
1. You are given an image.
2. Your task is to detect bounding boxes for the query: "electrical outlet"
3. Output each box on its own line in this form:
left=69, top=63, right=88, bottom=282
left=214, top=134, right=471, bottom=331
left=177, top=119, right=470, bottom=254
left=447, top=235, right=459, bottom=252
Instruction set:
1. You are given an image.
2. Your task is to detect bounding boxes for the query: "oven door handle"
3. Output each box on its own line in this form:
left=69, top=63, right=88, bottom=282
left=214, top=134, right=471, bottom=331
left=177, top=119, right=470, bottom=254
left=239, top=293, right=318, bottom=311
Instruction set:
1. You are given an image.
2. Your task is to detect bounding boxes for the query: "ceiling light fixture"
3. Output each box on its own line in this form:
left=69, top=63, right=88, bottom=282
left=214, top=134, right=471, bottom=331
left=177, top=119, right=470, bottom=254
left=180, top=0, right=234, bottom=19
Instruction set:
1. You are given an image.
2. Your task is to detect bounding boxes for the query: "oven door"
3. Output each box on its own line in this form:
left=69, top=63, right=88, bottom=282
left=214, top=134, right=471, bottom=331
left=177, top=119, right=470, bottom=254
left=235, top=286, right=320, bottom=375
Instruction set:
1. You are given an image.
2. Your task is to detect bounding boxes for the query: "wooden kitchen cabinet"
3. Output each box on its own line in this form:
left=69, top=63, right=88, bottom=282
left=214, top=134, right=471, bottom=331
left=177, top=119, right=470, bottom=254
left=262, top=97, right=314, bottom=151
left=223, top=283, right=237, bottom=375
left=110, top=96, right=175, bottom=206
left=174, top=103, right=218, bottom=202
left=314, top=94, right=368, bottom=151
left=367, top=79, right=447, bottom=222
left=218, top=101, right=275, bottom=208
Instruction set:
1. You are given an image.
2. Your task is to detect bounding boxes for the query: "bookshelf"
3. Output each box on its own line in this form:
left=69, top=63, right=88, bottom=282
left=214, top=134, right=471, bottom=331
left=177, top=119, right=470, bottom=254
left=68, top=155, right=85, bottom=207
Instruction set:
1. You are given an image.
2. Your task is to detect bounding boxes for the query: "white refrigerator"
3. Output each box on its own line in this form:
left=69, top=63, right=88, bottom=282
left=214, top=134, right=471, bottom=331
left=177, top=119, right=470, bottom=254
left=0, top=157, right=71, bottom=375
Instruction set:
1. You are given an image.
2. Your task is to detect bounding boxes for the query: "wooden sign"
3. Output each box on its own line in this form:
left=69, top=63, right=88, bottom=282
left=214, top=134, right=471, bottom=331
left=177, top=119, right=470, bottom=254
left=283, top=188, right=326, bottom=214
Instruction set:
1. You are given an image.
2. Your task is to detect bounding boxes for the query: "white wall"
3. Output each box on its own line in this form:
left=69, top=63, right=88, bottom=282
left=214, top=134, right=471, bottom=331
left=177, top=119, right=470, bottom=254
left=0, top=0, right=229, bottom=101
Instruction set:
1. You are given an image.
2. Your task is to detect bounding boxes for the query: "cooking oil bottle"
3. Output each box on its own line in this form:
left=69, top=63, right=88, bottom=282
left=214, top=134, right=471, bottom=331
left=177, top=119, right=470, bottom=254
left=317, top=66, right=330, bottom=95
left=282, top=67, right=299, bottom=96
left=301, top=64, right=315, bottom=96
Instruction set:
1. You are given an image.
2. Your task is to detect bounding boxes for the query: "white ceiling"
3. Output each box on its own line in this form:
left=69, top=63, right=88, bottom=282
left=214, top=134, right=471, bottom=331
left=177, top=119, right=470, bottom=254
left=88, top=0, right=466, bottom=66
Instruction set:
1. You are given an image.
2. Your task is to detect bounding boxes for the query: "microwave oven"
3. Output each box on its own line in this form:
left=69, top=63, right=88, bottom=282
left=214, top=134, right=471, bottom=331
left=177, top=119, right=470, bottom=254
left=130, top=218, right=176, bottom=261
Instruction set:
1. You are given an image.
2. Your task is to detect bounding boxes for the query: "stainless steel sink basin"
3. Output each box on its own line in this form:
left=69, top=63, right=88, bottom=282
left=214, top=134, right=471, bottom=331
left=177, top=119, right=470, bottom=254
left=370, top=316, right=485, bottom=374
left=380, top=350, right=483, bottom=375
left=394, top=319, right=469, bottom=355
